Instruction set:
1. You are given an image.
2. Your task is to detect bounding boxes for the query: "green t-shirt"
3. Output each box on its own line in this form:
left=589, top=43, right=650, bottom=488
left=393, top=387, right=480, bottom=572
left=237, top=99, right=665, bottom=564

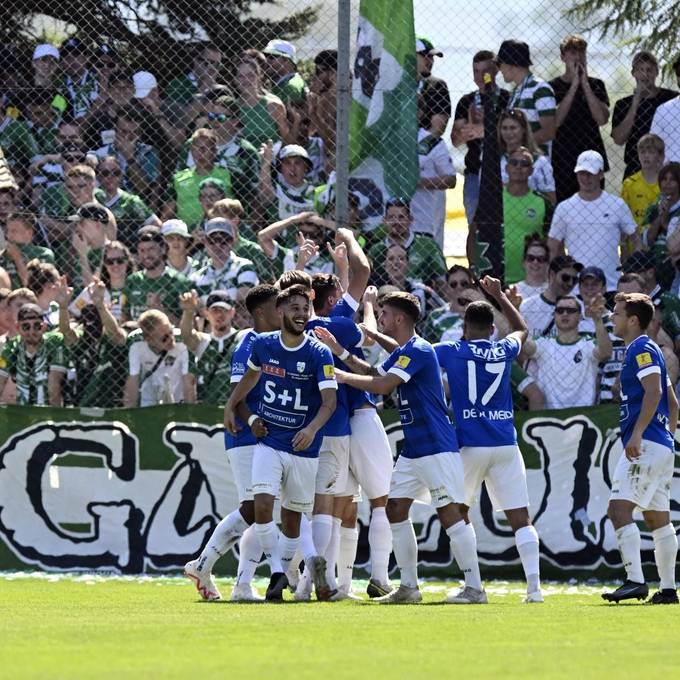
left=0, top=331, right=68, bottom=405
left=503, top=188, right=552, bottom=284
left=194, top=329, right=241, bottom=405
left=0, top=117, right=39, bottom=166
left=95, top=188, right=155, bottom=248
left=29, top=123, right=60, bottom=155
left=233, top=237, right=274, bottom=284
left=39, top=184, right=73, bottom=220
left=271, top=73, right=308, bottom=106
left=169, top=166, right=233, bottom=229
left=239, top=96, right=280, bottom=148
left=165, top=74, right=197, bottom=106
left=0, top=243, right=55, bottom=289
left=123, top=267, right=192, bottom=321
left=68, top=330, right=128, bottom=407
left=421, top=305, right=464, bottom=343
left=368, top=234, right=447, bottom=287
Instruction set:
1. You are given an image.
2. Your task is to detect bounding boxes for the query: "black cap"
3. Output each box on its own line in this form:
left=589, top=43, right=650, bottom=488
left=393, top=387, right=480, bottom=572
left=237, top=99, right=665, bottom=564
left=17, top=303, right=44, bottom=321
left=550, top=255, right=584, bottom=273
left=69, top=202, right=109, bottom=224
left=314, top=49, right=338, bottom=71
left=620, top=250, right=655, bottom=273
left=496, top=40, right=532, bottom=67
left=137, top=225, right=164, bottom=246
left=206, top=290, right=234, bottom=310
left=579, top=266, right=606, bottom=285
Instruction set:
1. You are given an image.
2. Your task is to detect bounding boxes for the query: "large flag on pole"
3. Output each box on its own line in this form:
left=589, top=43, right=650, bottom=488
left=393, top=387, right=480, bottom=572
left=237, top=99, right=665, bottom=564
left=349, top=0, right=418, bottom=225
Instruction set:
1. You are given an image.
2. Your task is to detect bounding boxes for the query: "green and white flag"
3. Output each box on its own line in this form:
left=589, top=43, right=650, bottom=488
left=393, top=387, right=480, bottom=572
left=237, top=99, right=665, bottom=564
left=350, top=0, right=418, bottom=223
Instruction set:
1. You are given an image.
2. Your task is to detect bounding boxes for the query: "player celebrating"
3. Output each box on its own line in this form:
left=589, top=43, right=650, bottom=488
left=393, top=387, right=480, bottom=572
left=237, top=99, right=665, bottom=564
left=603, top=293, right=679, bottom=604
left=183, top=284, right=280, bottom=602
left=326, top=292, right=484, bottom=604
left=434, top=276, right=543, bottom=603
left=224, top=284, right=338, bottom=602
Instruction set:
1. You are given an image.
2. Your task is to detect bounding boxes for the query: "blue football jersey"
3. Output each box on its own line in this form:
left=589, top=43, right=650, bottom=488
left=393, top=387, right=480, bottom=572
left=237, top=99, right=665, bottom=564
left=247, top=331, right=338, bottom=457
left=380, top=335, right=458, bottom=458
left=619, top=335, right=673, bottom=449
left=330, top=294, right=377, bottom=412
left=305, top=315, right=362, bottom=436
left=224, top=330, right=259, bottom=450
left=435, top=337, right=520, bottom=447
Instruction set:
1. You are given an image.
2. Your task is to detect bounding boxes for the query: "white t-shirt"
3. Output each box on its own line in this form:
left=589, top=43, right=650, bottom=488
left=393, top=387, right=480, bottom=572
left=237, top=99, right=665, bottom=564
left=411, top=128, right=455, bottom=246
left=650, top=97, right=680, bottom=164
left=533, top=335, right=599, bottom=409
left=519, top=293, right=556, bottom=339
left=548, top=191, right=637, bottom=290
left=515, top=279, right=548, bottom=302
left=129, top=338, right=191, bottom=406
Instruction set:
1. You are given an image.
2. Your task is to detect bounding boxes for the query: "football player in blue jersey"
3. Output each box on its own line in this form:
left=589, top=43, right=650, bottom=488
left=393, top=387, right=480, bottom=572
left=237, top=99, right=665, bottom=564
left=184, top=284, right=280, bottom=602
left=224, top=284, right=338, bottom=601
left=326, top=291, right=485, bottom=604
left=435, top=276, right=543, bottom=603
left=603, top=292, right=679, bottom=604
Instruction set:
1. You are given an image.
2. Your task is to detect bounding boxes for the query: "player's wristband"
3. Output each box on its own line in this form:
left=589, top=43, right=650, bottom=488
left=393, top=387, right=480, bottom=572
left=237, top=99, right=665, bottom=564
left=338, top=349, right=350, bottom=360
left=247, top=414, right=259, bottom=426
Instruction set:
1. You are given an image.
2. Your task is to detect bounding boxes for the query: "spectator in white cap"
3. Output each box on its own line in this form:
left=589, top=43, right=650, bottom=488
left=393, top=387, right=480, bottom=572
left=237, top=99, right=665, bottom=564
left=161, top=219, right=201, bottom=277
left=32, top=44, right=61, bottom=90
left=258, top=142, right=319, bottom=236
left=262, top=39, right=308, bottom=106
left=548, top=149, right=639, bottom=290
left=190, top=217, right=259, bottom=302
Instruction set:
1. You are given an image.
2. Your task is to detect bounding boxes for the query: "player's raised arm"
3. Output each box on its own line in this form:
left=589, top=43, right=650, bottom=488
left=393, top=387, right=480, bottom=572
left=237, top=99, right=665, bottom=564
left=313, top=326, right=379, bottom=376
left=336, top=227, right=371, bottom=304
left=480, top=276, right=528, bottom=345
left=335, top=369, right=403, bottom=395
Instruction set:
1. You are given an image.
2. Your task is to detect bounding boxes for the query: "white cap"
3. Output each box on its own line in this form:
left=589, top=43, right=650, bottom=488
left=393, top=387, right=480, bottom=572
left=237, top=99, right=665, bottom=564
left=263, top=39, right=297, bottom=64
left=278, top=144, right=311, bottom=164
left=133, top=71, right=158, bottom=99
left=204, top=217, right=235, bottom=238
left=161, top=219, right=190, bottom=238
left=574, top=150, right=604, bottom=175
left=33, top=44, right=60, bottom=61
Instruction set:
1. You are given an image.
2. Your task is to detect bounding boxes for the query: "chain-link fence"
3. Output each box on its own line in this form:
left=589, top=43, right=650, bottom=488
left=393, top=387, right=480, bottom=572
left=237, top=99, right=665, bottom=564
left=0, top=0, right=678, bottom=412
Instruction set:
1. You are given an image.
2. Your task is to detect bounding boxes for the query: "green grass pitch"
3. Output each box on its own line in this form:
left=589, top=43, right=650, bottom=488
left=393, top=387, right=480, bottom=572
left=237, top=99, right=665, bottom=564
left=1, top=574, right=678, bottom=680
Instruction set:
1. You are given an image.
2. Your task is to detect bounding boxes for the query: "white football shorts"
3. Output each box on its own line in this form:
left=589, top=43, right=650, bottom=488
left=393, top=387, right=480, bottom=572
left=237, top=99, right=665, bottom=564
left=316, top=435, right=350, bottom=495
left=227, top=445, right=255, bottom=502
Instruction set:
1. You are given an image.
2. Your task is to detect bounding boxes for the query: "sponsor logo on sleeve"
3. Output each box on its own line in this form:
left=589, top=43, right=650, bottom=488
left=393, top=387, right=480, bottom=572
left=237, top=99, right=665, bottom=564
left=635, top=352, right=652, bottom=368
left=396, top=355, right=411, bottom=369
left=323, top=364, right=336, bottom=379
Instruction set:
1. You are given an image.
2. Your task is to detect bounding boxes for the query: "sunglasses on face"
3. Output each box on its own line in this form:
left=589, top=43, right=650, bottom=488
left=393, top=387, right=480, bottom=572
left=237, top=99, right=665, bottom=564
left=105, top=256, right=127, bottom=265
left=99, top=169, right=122, bottom=178
left=555, top=307, right=579, bottom=315
left=448, top=279, right=471, bottom=289
left=559, top=273, right=578, bottom=285
left=525, top=254, right=548, bottom=263
left=207, top=112, right=231, bottom=122
left=20, top=320, right=43, bottom=332
left=507, top=158, right=532, bottom=168
left=63, top=155, right=86, bottom=163
left=207, top=235, right=233, bottom=245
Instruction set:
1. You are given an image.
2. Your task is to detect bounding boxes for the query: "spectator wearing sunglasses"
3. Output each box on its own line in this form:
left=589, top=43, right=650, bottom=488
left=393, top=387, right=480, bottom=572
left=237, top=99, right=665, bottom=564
left=421, top=265, right=474, bottom=343
left=60, top=38, right=99, bottom=120
left=502, top=147, right=553, bottom=284
left=522, top=293, right=612, bottom=409
left=190, top=217, right=258, bottom=303
left=0, top=302, right=68, bottom=405
left=181, top=96, right=260, bottom=211
left=94, top=155, right=159, bottom=248
left=519, top=254, right=583, bottom=339
left=514, top=236, right=549, bottom=301
left=123, top=309, right=196, bottom=407
left=548, top=150, right=639, bottom=291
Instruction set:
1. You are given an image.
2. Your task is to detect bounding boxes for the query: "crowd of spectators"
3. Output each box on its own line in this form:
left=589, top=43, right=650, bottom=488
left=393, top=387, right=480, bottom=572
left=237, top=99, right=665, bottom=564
left=0, top=31, right=678, bottom=414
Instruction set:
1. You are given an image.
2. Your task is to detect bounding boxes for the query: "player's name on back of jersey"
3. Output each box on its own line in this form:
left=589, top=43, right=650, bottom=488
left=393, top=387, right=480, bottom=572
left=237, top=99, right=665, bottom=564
left=462, top=408, right=514, bottom=420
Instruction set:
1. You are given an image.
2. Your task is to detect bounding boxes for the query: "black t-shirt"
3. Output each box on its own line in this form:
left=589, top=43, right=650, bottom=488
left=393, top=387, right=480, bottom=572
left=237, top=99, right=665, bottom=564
left=418, top=77, right=451, bottom=129
left=454, top=88, right=510, bottom=174
left=612, top=88, right=678, bottom=177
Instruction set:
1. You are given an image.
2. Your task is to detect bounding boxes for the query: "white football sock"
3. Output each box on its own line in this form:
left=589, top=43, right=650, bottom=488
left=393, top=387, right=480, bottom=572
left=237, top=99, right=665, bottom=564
left=254, top=521, right=282, bottom=574
left=390, top=519, right=419, bottom=589
left=447, top=520, right=482, bottom=590
left=279, top=534, right=299, bottom=576
left=298, top=514, right=317, bottom=562
left=325, top=517, right=342, bottom=590
left=368, top=507, right=392, bottom=584
left=235, top=524, right=261, bottom=587
left=515, top=525, right=541, bottom=592
left=338, top=526, right=358, bottom=591
left=197, top=509, right=249, bottom=573
left=652, top=524, right=678, bottom=591
left=615, top=523, right=644, bottom=583
left=312, top=513, right=334, bottom=557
